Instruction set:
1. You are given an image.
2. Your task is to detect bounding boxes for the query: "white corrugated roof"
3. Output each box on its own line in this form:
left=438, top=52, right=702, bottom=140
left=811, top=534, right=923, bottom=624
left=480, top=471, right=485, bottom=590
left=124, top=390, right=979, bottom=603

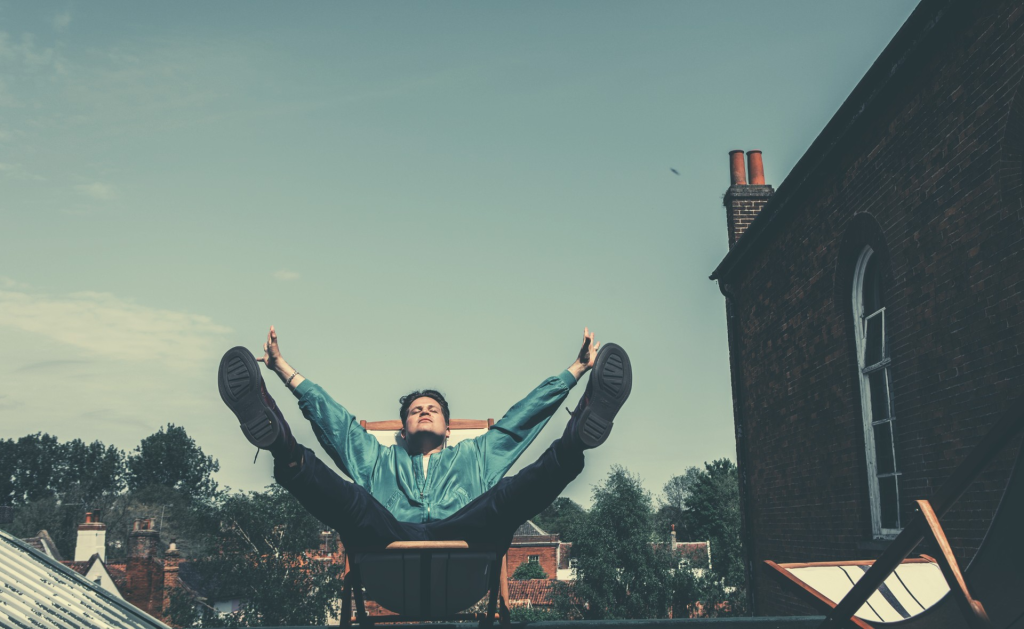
left=0, top=528, right=170, bottom=629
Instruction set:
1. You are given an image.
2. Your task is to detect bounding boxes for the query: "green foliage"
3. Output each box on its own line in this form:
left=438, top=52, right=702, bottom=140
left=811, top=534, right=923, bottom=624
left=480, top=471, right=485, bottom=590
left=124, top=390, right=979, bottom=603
left=684, top=459, right=743, bottom=585
left=0, top=433, right=125, bottom=506
left=511, top=560, right=548, bottom=580
left=554, top=466, right=675, bottom=620
left=655, top=466, right=701, bottom=540
left=126, top=424, right=220, bottom=500
left=671, top=565, right=747, bottom=618
left=7, top=496, right=85, bottom=559
left=167, top=486, right=343, bottom=628
left=532, top=496, right=584, bottom=536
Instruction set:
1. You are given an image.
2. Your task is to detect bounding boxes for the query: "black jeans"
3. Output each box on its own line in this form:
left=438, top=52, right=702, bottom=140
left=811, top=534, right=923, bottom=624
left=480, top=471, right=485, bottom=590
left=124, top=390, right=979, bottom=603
left=275, top=438, right=585, bottom=552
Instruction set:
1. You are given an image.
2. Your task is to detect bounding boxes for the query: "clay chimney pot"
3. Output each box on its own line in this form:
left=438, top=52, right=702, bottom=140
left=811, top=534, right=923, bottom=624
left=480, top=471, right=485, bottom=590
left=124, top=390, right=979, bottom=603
left=729, top=150, right=747, bottom=186
left=747, top=150, right=765, bottom=185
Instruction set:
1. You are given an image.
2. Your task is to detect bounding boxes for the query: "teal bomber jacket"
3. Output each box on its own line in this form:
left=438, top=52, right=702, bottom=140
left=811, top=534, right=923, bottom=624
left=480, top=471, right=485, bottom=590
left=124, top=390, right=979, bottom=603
left=291, top=371, right=577, bottom=523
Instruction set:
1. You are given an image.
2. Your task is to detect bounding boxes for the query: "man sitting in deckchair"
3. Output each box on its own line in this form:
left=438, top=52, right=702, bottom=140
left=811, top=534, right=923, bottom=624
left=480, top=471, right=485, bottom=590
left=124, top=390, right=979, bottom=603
left=217, top=327, right=631, bottom=551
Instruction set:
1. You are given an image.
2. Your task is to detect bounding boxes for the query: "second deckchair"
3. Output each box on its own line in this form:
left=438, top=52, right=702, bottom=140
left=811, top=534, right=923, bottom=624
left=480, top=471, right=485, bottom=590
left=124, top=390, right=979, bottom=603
left=777, top=395, right=1024, bottom=629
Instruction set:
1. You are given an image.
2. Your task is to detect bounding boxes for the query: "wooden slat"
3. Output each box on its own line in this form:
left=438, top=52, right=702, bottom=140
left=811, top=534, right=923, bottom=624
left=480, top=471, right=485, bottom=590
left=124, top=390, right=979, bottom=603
left=361, top=418, right=493, bottom=431
left=385, top=541, right=470, bottom=550
left=764, top=560, right=873, bottom=629
left=916, top=500, right=991, bottom=628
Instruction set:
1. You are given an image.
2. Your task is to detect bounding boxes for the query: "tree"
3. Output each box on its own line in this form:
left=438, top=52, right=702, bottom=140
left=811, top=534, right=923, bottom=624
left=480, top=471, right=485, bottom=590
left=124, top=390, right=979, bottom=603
left=684, top=459, right=743, bottom=586
left=511, top=561, right=548, bottom=580
left=0, top=434, right=125, bottom=507
left=0, top=438, right=17, bottom=505
left=554, top=466, right=675, bottom=620
left=10, top=434, right=66, bottom=504
left=671, top=560, right=747, bottom=618
left=656, top=466, right=701, bottom=540
left=166, top=486, right=342, bottom=627
left=126, top=424, right=219, bottom=500
left=532, top=496, right=584, bottom=536
left=61, top=439, right=127, bottom=503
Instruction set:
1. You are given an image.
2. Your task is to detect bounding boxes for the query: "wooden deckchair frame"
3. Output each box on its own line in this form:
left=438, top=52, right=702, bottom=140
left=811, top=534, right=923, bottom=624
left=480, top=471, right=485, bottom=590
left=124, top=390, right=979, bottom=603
left=814, top=397, right=1024, bottom=629
left=339, top=418, right=511, bottom=628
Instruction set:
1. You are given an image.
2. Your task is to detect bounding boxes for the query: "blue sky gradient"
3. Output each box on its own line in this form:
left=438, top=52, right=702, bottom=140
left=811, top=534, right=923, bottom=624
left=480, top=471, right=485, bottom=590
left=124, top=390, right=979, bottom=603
left=1, top=1, right=918, bottom=507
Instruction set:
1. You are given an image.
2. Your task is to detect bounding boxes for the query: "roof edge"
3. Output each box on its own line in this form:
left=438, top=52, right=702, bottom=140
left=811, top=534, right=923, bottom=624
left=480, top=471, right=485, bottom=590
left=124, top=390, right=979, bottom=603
left=710, top=0, right=969, bottom=284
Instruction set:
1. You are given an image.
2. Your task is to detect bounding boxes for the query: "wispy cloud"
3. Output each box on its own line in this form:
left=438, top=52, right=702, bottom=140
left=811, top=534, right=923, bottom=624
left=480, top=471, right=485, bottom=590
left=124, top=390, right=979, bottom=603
left=53, top=12, right=72, bottom=33
left=75, top=181, right=118, bottom=200
left=0, top=162, right=45, bottom=181
left=273, top=270, right=300, bottom=281
left=0, top=276, right=30, bottom=289
left=0, top=288, right=231, bottom=369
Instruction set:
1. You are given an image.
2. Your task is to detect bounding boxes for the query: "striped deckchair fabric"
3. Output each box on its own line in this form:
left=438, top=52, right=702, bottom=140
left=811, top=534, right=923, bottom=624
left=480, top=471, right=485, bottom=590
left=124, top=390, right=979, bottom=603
left=767, top=558, right=950, bottom=624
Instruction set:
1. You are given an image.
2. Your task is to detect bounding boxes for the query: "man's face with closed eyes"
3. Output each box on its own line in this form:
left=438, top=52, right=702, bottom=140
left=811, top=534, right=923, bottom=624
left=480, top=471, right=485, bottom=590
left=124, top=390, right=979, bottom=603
left=401, top=396, right=451, bottom=443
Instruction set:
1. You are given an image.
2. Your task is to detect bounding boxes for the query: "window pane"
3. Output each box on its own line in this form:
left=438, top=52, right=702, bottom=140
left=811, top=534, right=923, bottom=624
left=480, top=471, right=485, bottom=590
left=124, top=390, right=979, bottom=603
left=873, top=422, right=896, bottom=475
left=865, top=310, right=885, bottom=365
left=879, top=476, right=899, bottom=530
left=868, top=369, right=891, bottom=421
left=862, top=254, right=884, bottom=313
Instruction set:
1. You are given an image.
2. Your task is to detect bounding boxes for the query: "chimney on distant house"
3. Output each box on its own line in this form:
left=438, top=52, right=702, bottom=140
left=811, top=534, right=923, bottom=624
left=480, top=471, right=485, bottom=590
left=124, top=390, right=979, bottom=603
left=128, top=518, right=162, bottom=560
left=670, top=524, right=677, bottom=548
left=724, top=150, right=774, bottom=247
left=126, top=518, right=165, bottom=618
left=74, top=511, right=107, bottom=562
left=162, top=539, right=181, bottom=615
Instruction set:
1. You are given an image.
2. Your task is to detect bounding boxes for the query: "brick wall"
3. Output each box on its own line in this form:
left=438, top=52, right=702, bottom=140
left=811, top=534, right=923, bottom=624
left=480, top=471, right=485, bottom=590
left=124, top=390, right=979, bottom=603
left=725, top=185, right=774, bottom=247
left=506, top=544, right=558, bottom=580
left=717, top=0, right=1024, bottom=616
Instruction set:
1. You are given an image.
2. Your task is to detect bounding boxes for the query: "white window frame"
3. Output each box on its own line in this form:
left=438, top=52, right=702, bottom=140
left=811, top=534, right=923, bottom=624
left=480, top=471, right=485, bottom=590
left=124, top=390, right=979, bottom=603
left=851, top=245, right=902, bottom=539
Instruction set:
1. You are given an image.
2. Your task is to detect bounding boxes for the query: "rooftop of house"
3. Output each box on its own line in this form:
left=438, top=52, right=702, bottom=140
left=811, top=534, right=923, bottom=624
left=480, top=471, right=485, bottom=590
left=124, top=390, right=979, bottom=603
left=710, top=0, right=966, bottom=283
left=0, top=528, right=170, bottom=629
left=21, top=528, right=63, bottom=560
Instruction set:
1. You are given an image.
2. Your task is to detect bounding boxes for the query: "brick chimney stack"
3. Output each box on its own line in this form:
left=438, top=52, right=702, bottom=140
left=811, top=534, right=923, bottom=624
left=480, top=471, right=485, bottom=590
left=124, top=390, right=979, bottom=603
left=670, top=524, right=677, bottom=547
left=74, top=510, right=107, bottom=562
left=128, top=518, right=161, bottom=559
left=162, top=539, right=181, bottom=615
left=724, top=150, right=774, bottom=247
left=126, top=518, right=165, bottom=618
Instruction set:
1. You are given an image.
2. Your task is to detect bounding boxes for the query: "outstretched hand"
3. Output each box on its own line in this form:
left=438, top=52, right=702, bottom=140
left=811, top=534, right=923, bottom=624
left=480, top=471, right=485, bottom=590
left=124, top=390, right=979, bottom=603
left=569, top=327, right=600, bottom=380
left=255, top=326, right=305, bottom=389
left=256, top=326, right=284, bottom=371
left=577, top=327, right=599, bottom=369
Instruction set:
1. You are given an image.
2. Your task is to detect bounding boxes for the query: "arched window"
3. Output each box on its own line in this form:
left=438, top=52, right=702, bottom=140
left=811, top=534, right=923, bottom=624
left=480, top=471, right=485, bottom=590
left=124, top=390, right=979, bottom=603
left=851, top=245, right=901, bottom=538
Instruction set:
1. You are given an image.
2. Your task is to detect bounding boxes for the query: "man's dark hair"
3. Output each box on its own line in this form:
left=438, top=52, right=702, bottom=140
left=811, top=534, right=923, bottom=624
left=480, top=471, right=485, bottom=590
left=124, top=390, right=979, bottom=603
left=399, top=390, right=451, bottom=426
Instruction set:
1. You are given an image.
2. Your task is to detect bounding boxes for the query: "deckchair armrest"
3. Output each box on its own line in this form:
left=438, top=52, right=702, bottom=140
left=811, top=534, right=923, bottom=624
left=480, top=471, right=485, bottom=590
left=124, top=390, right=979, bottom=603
left=347, top=541, right=503, bottom=552
left=387, top=541, right=470, bottom=550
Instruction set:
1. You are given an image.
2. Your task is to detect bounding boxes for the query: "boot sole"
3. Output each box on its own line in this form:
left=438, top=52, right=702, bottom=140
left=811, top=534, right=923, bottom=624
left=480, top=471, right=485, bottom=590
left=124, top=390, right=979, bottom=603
left=217, top=346, right=281, bottom=449
left=578, top=343, right=632, bottom=448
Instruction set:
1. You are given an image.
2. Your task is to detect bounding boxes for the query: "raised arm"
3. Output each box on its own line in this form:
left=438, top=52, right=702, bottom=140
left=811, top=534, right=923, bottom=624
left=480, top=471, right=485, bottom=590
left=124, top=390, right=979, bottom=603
left=474, top=328, right=599, bottom=486
left=257, top=326, right=306, bottom=391
left=257, top=326, right=382, bottom=484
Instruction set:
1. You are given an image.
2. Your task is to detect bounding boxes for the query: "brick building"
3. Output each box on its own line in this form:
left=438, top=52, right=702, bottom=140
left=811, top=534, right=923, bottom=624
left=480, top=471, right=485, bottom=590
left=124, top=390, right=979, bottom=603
left=506, top=520, right=571, bottom=580
left=710, top=0, right=1024, bottom=616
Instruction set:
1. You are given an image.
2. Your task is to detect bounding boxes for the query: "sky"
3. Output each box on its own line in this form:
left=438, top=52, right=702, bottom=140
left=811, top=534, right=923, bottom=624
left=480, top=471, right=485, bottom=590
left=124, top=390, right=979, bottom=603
left=0, top=1, right=919, bottom=509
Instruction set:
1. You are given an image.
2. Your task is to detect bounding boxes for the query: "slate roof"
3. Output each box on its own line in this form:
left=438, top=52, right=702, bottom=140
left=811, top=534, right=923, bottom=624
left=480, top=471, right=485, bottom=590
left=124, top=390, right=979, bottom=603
left=514, top=520, right=547, bottom=537
left=20, top=529, right=62, bottom=561
left=0, top=528, right=170, bottom=629
left=508, top=578, right=555, bottom=606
